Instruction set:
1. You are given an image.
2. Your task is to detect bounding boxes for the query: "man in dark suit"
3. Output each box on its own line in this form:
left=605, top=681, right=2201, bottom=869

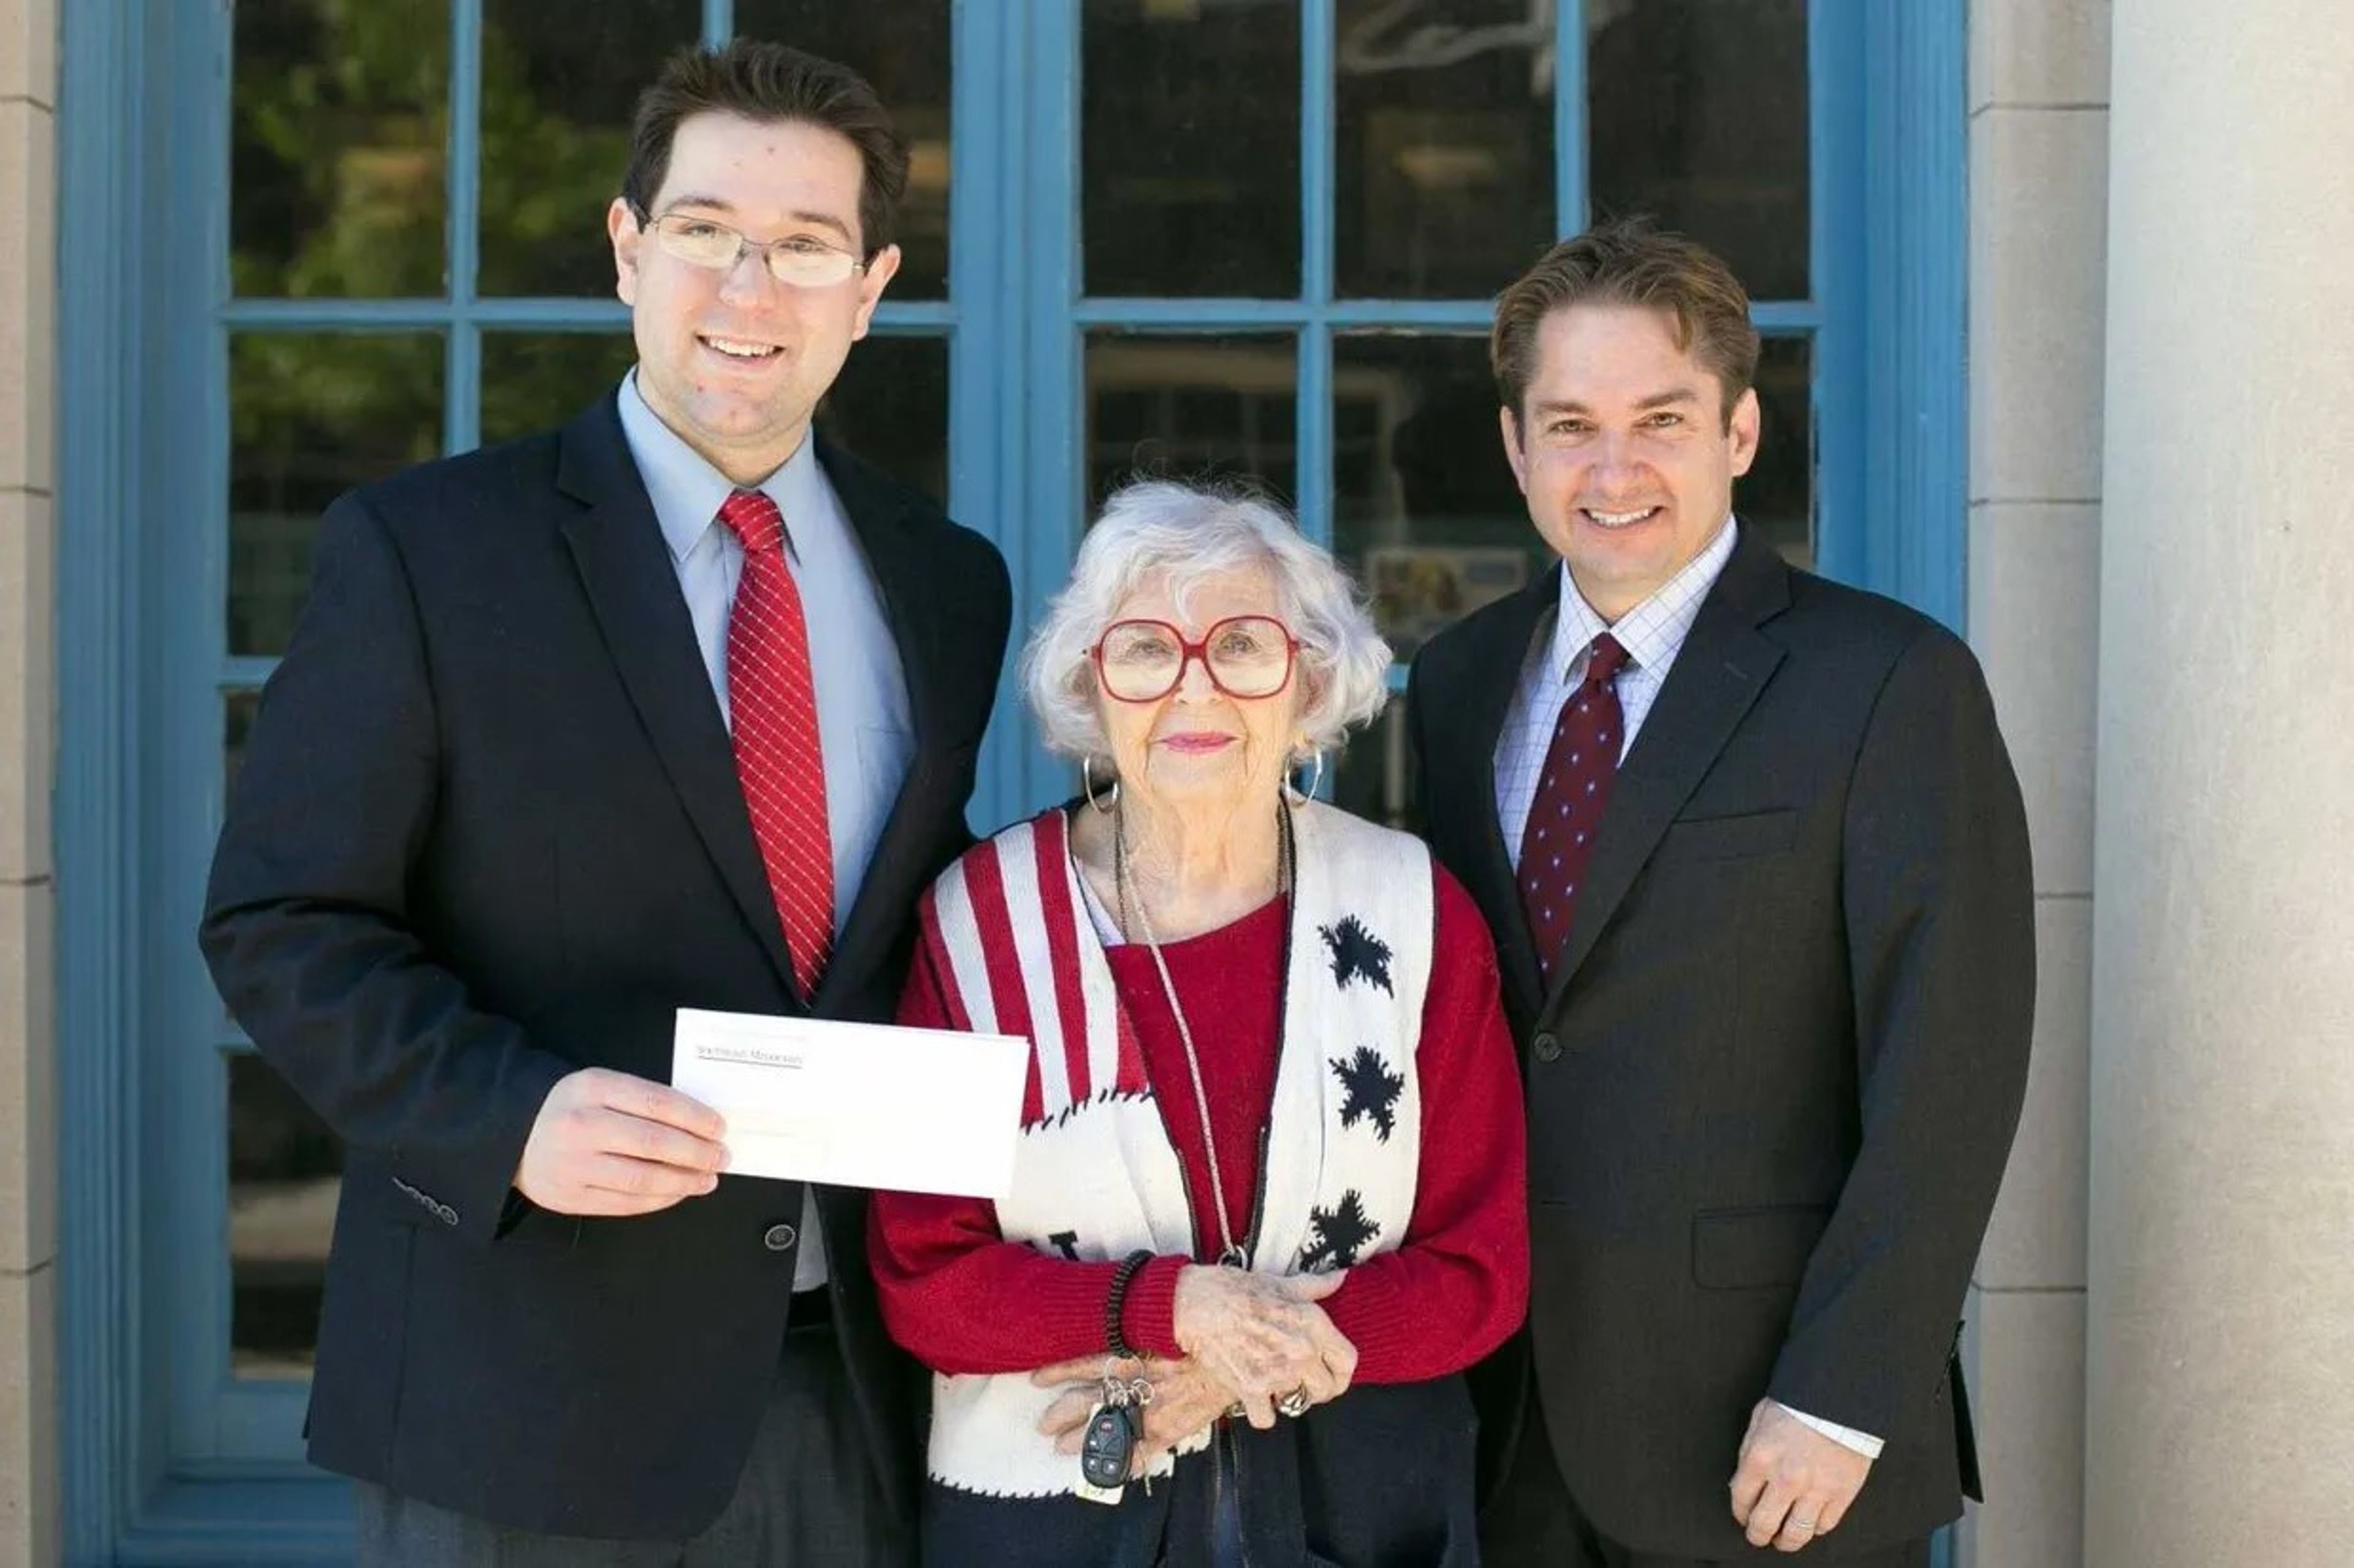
left=1409, top=221, right=2034, bottom=1565
left=200, top=41, right=1009, bottom=1566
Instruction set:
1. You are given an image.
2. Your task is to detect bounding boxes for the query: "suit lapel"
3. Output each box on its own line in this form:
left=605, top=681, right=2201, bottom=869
left=808, top=439, right=953, bottom=1009
left=1543, top=526, right=1790, bottom=999
left=1436, top=571, right=1557, bottom=1018
left=554, top=397, right=800, bottom=997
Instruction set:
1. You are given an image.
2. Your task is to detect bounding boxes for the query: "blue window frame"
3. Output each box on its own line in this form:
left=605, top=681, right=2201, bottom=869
left=56, top=1, right=1962, bottom=1558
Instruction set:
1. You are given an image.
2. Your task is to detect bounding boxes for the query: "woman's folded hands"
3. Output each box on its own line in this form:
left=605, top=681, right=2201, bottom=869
left=1031, top=1264, right=1360, bottom=1476
left=1032, top=1352, right=1232, bottom=1478
left=1167, top=1264, right=1357, bottom=1425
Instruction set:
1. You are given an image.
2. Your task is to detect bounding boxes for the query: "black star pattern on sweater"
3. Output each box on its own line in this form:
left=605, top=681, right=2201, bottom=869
left=1319, top=916, right=1394, bottom=994
left=1330, top=1046, right=1405, bottom=1141
left=1295, top=1190, right=1381, bottom=1273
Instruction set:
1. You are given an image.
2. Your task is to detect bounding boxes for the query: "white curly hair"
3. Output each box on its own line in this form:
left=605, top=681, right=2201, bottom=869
left=1020, top=479, right=1393, bottom=766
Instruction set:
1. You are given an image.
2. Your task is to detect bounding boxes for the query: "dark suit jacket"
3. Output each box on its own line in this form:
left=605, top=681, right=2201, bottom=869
left=1407, top=524, right=2033, bottom=1558
left=200, top=395, right=1012, bottom=1540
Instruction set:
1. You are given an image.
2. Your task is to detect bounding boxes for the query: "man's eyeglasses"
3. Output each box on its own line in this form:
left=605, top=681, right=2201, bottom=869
left=637, top=207, right=867, bottom=289
left=1091, top=616, right=1300, bottom=704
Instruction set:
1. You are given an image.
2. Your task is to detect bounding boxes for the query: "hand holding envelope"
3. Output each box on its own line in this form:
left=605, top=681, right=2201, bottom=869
left=671, top=1008, right=1030, bottom=1200
left=514, top=1065, right=730, bottom=1217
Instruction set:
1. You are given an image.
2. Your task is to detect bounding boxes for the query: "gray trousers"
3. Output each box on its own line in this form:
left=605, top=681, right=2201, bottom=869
left=353, top=1325, right=907, bottom=1568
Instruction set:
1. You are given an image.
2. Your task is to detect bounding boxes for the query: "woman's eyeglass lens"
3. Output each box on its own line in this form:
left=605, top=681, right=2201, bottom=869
left=1094, top=616, right=1297, bottom=702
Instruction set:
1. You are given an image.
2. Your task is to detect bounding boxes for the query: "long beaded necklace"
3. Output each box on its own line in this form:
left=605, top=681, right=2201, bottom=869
left=1111, top=798, right=1295, bottom=1271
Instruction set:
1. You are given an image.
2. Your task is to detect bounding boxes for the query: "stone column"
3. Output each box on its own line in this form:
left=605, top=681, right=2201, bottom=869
left=0, top=0, right=58, bottom=1561
left=1955, top=1, right=2108, bottom=1562
left=2087, top=2, right=2354, bottom=1564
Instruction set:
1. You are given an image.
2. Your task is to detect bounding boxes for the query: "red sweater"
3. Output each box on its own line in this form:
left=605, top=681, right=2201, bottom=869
left=868, top=864, right=1529, bottom=1384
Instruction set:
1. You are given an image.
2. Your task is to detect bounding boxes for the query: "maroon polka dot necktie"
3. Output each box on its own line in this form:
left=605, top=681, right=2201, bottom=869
left=717, top=489, right=833, bottom=998
left=1518, top=632, right=1631, bottom=984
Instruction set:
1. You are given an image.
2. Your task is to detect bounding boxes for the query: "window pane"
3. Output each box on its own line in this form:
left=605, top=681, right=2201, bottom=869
left=1331, top=695, right=1415, bottom=831
left=736, top=0, right=954, bottom=300
left=818, top=335, right=950, bottom=510
left=1330, top=334, right=1533, bottom=832
left=478, top=1, right=701, bottom=297
left=479, top=332, right=639, bottom=447
left=229, top=1052, right=341, bottom=1380
left=1331, top=335, right=1542, bottom=663
left=232, top=0, right=451, bottom=298
left=1083, top=1, right=1300, bottom=298
left=230, top=333, right=444, bottom=658
left=225, top=689, right=262, bottom=800
left=217, top=693, right=266, bottom=1046
left=1743, top=334, right=1813, bottom=567
left=1335, top=0, right=1556, bottom=299
left=1586, top=0, right=1809, bottom=300
left=1086, top=335, right=1297, bottom=510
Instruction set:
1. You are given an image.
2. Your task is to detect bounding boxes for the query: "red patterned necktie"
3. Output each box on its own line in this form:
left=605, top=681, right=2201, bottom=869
left=1518, top=632, right=1631, bottom=984
left=717, top=489, right=834, bottom=998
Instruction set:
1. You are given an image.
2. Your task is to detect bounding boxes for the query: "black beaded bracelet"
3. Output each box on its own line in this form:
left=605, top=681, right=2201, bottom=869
left=1104, top=1249, right=1154, bottom=1359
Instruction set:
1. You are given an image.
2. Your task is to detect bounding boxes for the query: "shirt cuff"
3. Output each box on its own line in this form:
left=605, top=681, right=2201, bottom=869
left=1120, top=1255, right=1187, bottom=1361
left=1776, top=1400, right=1886, bottom=1460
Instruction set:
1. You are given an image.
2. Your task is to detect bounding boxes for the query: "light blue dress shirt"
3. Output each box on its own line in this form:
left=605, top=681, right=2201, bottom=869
left=615, top=370, right=914, bottom=1289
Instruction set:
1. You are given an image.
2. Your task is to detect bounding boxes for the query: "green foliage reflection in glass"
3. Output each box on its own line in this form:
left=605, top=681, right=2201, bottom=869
left=479, top=0, right=702, bottom=297
left=231, top=0, right=452, bottom=299
left=227, top=333, right=442, bottom=657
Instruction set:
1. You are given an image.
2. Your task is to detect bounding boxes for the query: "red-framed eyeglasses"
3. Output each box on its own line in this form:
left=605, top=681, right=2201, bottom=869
left=1090, top=615, right=1300, bottom=703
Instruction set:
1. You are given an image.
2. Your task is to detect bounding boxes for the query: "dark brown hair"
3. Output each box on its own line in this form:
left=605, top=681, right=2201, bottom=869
left=621, top=40, right=910, bottom=257
left=1491, top=218, right=1759, bottom=427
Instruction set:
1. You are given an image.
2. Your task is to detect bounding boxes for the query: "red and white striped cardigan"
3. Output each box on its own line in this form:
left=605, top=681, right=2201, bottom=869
left=914, top=801, right=1435, bottom=1500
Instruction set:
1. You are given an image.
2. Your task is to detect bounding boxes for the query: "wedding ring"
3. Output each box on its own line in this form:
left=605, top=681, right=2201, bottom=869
left=1276, top=1387, right=1312, bottom=1418
left=1787, top=1518, right=1818, bottom=1536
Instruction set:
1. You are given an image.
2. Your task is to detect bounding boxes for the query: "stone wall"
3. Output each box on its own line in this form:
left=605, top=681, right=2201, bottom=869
left=0, top=0, right=60, bottom=1561
left=1957, top=1, right=2109, bottom=1564
left=2086, top=1, right=2354, bottom=1562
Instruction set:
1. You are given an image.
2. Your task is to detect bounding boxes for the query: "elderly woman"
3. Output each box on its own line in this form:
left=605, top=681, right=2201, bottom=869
left=869, top=481, right=1528, bottom=1565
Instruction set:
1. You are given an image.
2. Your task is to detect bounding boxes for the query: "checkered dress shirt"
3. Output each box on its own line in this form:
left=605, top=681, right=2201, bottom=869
left=1494, top=518, right=1739, bottom=855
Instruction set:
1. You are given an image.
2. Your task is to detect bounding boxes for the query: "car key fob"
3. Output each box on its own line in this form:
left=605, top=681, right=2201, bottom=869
left=1080, top=1401, right=1139, bottom=1490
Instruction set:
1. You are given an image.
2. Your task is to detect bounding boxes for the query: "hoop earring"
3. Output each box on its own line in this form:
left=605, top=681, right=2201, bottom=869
left=1284, top=750, right=1324, bottom=807
left=1083, top=755, right=1119, bottom=815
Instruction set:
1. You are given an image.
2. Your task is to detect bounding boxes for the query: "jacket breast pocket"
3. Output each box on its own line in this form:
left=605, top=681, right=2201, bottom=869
left=1691, top=1204, right=1830, bottom=1290
left=1653, top=807, right=1799, bottom=867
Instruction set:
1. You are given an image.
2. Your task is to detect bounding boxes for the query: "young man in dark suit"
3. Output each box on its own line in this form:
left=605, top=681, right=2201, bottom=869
left=200, top=40, right=1010, bottom=1567
left=1409, top=221, right=2034, bottom=1565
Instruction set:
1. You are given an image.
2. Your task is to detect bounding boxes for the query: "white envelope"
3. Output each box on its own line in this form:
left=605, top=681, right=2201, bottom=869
left=671, top=1008, right=1029, bottom=1200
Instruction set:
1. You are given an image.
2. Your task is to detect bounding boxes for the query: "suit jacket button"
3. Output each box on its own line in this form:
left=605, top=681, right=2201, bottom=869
left=763, top=1223, right=798, bottom=1252
left=1532, top=1031, right=1564, bottom=1063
